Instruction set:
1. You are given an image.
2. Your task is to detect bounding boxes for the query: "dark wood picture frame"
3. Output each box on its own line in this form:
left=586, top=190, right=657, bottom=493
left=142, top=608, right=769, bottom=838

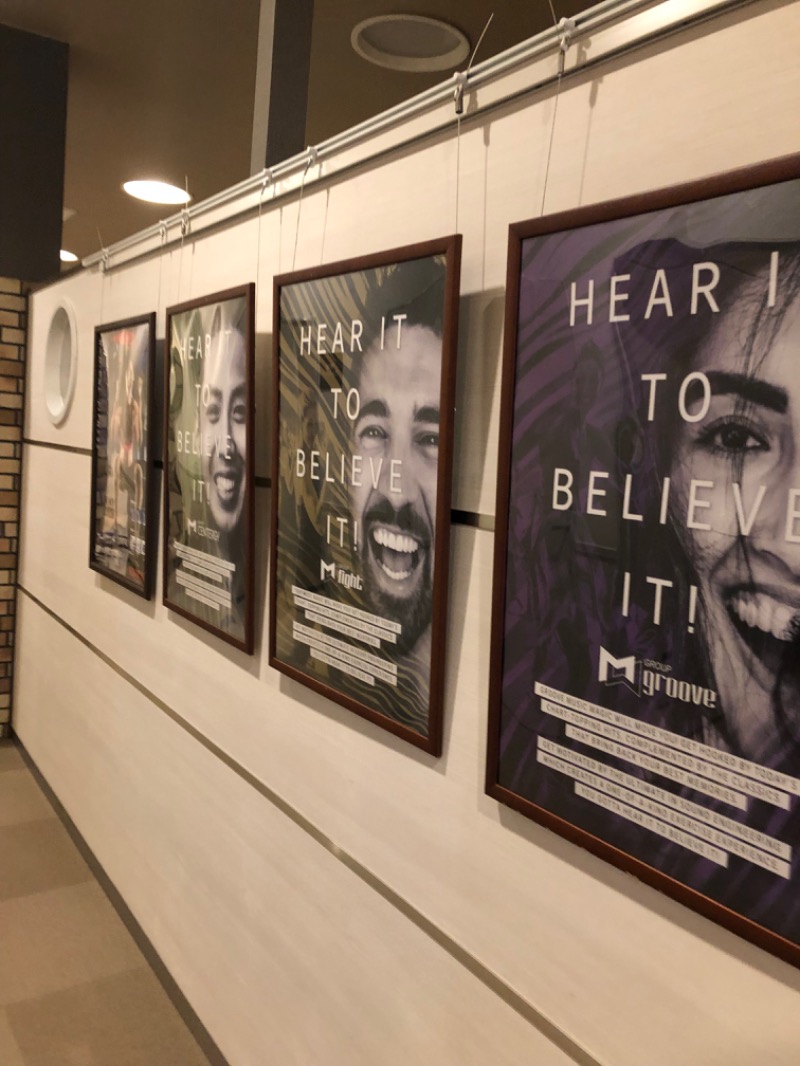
left=487, top=154, right=800, bottom=968
left=270, top=236, right=462, bottom=754
left=90, top=312, right=157, bottom=598
left=163, top=284, right=255, bottom=653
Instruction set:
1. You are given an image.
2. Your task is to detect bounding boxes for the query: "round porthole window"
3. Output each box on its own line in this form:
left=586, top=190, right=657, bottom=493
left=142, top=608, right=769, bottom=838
left=44, top=300, right=78, bottom=426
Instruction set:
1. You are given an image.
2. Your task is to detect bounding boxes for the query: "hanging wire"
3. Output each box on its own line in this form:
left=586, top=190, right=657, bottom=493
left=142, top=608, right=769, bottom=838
left=292, top=149, right=317, bottom=272
left=319, top=187, right=331, bottom=266
left=177, top=211, right=188, bottom=300
left=540, top=15, right=575, bottom=216
left=540, top=76, right=562, bottom=216
left=256, top=170, right=273, bottom=292
left=454, top=13, right=494, bottom=233
left=156, top=223, right=166, bottom=339
left=468, top=12, right=494, bottom=75
left=455, top=112, right=462, bottom=234
left=96, top=226, right=107, bottom=323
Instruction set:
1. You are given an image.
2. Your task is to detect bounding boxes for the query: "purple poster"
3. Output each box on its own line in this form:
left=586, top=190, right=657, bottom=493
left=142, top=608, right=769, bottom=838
left=488, top=156, right=800, bottom=966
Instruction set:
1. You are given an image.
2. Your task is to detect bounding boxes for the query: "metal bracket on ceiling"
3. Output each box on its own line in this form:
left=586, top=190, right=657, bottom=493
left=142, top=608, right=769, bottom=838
left=557, top=17, right=576, bottom=73
left=101, top=247, right=110, bottom=272
left=305, top=145, right=319, bottom=170
left=260, top=168, right=274, bottom=202
left=159, top=221, right=168, bottom=245
left=452, top=70, right=467, bottom=117
left=180, top=209, right=191, bottom=238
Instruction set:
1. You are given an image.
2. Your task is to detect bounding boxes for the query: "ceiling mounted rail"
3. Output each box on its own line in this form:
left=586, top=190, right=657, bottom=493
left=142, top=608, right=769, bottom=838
left=82, top=0, right=747, bottom=272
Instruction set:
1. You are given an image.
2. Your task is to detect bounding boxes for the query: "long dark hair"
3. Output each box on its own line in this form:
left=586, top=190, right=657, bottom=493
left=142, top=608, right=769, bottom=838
left=617, top=238, right=800, bottom=765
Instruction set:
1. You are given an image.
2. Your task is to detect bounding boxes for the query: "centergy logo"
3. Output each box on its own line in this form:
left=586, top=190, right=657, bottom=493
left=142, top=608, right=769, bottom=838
left=597, top=646, right=717, bottom=708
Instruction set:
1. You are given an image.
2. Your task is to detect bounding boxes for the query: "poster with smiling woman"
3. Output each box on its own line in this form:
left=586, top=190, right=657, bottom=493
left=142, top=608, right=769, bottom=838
left=270, top=238, right=461, bottom=755
left=164, top=285, right=255, bottom=653
left=487, top=155, right=800, bottom=967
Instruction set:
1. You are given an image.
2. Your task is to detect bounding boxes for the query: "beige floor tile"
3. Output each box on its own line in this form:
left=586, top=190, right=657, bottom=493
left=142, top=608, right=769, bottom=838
left=0, top=741, right=23, bottom=774
left=0, top=770, right=55, bottom=828
left=0, top=881, right=145, bottom=1006
left=6, top=968, right=212, bottom=1066
left=0, top=1010, right=26, bottom=1066
left=0, top=817, right=91, bottom=901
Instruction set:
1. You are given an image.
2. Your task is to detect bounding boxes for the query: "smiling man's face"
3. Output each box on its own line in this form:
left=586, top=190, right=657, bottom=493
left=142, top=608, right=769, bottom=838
left=350, top=323, right=441, bottom=654
left=672, top=289, right=800, bottom=760
left=200, top=326, right=247, bottom=534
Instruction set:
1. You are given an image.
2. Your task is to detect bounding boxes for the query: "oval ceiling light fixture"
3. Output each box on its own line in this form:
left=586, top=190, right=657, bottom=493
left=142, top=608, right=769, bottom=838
left=59, top=249, right=78, bottom=263
left=123, top=179, right=191, bottom=205
left=351, top=14, right=470, bottom=73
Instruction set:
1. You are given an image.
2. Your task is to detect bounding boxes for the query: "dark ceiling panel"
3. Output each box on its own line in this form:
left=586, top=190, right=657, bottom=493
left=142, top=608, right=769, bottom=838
left=0, top=24, right=68, bottom=281
left=0, top=1, right=577, bottom=264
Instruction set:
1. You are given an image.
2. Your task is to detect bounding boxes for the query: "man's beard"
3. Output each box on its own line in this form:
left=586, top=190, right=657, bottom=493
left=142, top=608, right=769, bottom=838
left=359, top=496, right=434, bottom=656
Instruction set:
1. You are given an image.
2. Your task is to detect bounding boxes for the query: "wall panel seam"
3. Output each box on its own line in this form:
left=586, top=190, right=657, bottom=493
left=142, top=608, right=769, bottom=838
left=23, top=437, right=91, bottom=456
left=16, top=582, right=605, bottom=1066
left=21, top=442, right=496, bottom=527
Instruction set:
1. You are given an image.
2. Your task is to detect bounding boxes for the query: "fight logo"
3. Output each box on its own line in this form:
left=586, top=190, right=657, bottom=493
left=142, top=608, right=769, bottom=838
left=319, top=558, right=363, bottom=590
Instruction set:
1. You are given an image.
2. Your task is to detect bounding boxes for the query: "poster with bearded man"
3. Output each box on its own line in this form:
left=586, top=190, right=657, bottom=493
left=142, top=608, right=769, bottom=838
left=270, top=238, right=461, bottom=754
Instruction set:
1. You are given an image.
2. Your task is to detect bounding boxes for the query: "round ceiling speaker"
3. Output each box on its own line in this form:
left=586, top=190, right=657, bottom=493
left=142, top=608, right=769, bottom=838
left=351, top=14, right=470, bottom=73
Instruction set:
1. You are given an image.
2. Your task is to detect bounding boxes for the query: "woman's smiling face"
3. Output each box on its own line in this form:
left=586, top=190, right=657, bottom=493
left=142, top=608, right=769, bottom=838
left=672, top=285, right=800, bottom=762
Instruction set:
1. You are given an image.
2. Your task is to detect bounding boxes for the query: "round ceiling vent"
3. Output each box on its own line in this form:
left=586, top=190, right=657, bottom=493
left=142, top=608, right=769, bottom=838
left=351, top=15, right=470, bottom=73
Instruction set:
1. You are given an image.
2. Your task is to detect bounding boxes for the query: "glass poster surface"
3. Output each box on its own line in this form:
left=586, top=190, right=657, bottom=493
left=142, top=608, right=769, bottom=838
left=163, top=285, right=255, bottom=652
left=270, top=238, right=461, bottom=753
left=488, top=156, right=800, bottom=967
left=90, top=313, right=156, bottom=597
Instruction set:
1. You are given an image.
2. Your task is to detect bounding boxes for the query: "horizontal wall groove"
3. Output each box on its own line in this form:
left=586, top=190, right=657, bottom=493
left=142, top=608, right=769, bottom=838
left=453, top=509, right=495, bottom=532
left=21, top=441, right=492, bottom=527
left=17, top=582, right=605, bottom=1066
left=23, top=438, right=92, bottom=457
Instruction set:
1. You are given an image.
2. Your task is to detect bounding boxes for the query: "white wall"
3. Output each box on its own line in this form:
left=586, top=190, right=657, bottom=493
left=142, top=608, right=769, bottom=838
left=16, top=3, right=800, bottom=1064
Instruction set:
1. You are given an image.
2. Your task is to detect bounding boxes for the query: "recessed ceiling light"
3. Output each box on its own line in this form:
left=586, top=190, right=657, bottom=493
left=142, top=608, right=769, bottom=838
left=351, top=15, right=470, bottom=73
left=123, top=180, right=191, bottom=205
left=60, top=249, right=78, bottom=263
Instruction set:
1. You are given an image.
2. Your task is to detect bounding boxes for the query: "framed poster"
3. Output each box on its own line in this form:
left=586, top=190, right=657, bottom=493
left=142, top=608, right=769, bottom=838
left=488, top=155, right=800, bottom=966
left=163, top=284, right=255, bottom=652
left=90, top=313, right=156, bottom=597
left=270, top=237, right=462, bottom=754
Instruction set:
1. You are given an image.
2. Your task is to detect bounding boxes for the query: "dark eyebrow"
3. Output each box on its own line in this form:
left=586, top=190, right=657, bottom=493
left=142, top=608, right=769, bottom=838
left=706, top=371, right=788, bottom=414
left=414, top=404, right=439, bottom=424
left=355, top=398, right=388, bottom=424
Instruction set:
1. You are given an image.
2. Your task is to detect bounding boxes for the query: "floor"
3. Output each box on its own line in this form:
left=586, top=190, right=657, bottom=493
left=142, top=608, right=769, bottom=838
left=0, top=737, right=218, bottom=1066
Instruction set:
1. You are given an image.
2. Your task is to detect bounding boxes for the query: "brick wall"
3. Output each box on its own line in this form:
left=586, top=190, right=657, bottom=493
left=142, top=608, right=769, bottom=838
left=0, top=276, right=25, bottom=737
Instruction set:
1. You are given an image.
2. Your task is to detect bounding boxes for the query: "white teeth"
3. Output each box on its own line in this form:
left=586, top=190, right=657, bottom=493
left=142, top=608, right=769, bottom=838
left=378, top=560, right=412, bottom=581
left=373, top=528, right=418, bottom=554
left=730, top=592, right=799, bottom=641
left=216, top=475, right=235, bottom=492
